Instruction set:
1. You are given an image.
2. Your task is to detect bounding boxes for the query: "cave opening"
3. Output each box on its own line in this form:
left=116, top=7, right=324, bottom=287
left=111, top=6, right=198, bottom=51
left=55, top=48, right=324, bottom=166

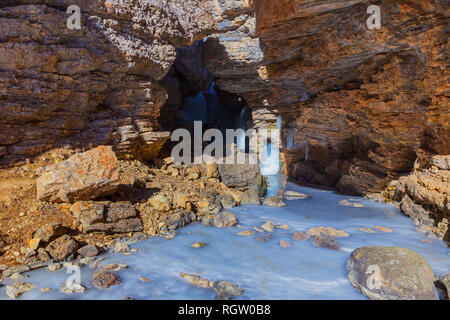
left=157, top=41, right=257, bottom=163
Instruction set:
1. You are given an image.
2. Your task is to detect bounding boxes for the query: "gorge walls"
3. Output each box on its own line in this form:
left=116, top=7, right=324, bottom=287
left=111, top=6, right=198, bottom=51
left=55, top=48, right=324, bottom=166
left=0, top=0, right=448, bottom=201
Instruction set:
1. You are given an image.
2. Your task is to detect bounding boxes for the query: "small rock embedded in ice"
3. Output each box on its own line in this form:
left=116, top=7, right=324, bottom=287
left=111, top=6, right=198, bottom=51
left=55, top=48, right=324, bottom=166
left=139, top=277, right=150, bottom=283
left=312, top=235, right=340, bottom=250
left=284, top=191, right=310, bottom=200
left=47, top=263, right=62, bottom=272
left=292, top=232, right=311, bottom=241
left=280, top=240, right=291, bottom=248
left=6, top=282, right=34, bottom=299
left=261, top=221, right=275, bottom=232
left=92, top=271, right=121, bottom=289
left=277, top=224, right=289, bottom=230
left=306, top=227, right=349, bottom=238
left=263, top=196, right=286, bottom=208
left=180, top=272, right=213, bottom=288
left=237, top=230, right=256, bottom=236
left=41, top=287, right=52, bottom=293
left=359, top=227, right=377, bottom=233
left=374, top=226, right=393, bottom=233
left=98, top=263, right=128, bottom=272
left=191, top=241, right=207, bottom=248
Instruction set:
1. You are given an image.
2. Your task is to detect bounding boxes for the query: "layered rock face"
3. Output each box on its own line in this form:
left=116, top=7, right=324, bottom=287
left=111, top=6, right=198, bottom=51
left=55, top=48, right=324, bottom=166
left=0, top=0, right=214, bottom=167
left=203, top=0, right=449, bottom=195
left=1, top=1, right=448, bottom=200
left=395, top=155, right=449, bottom=241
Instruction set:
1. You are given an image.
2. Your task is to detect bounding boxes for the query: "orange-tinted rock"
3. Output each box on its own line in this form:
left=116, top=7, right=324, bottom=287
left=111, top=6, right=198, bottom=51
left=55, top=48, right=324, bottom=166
left=37, top=146, right=119, bottom=203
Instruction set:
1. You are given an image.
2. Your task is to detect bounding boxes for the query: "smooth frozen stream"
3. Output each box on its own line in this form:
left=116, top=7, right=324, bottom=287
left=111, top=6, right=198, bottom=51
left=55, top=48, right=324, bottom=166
left=1, top=176, right=449, bottom=300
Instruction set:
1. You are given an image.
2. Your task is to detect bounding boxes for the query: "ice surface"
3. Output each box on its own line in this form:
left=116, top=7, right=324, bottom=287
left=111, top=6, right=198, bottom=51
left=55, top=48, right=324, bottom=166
left=1, top=175, right=448, bottom=300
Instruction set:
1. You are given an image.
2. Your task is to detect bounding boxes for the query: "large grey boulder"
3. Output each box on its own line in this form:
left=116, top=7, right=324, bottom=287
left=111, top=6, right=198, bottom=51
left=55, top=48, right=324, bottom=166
left=347, top=246, right=439, bottom=300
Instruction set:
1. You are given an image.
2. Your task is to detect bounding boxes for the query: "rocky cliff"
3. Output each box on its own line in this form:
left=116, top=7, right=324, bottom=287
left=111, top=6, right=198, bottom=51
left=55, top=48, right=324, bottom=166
left=0, top=2, right=448, bottom=208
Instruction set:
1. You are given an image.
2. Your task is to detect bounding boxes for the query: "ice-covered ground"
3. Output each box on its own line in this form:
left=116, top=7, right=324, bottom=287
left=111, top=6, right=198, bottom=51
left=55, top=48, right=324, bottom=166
left=1, top=175, right=449, bottom=300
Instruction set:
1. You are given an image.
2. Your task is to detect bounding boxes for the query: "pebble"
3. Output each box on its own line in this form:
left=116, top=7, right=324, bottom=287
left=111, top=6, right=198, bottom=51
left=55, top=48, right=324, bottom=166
left=359, top=227, right=377, bottom=233
left=191, top=241, right=206, bottom=248
left=280, top=240, right=291, bottom=248
left=237, top=230, right=256, bottom=236
left=139, top=277, right=150, bottom=283
left=374, top=226, right=393, bottom=232
left=261, top=221, right=275, bottom=232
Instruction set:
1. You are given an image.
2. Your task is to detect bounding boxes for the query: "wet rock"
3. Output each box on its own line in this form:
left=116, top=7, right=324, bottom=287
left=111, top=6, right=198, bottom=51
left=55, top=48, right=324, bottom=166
left=213, top=211, right=238, bottom=228
left=191, top=241, right=206, bottom=248
left=6, top=282, right=34, bottom=299
left=37, top=146, right=119, bottom=203
left=284, top=191, right=310, bottom=200
left=359, top=228, right=377, bottom=234
left=347, top=246, right=439, bottom=300
left=240, top=189, right=261, bottom=205
left=45, top=235, right=78, bottom=261
left=98, top=263, right=129, bottom=272
left=217, top=194, right=236, bottom=210
left=374, top=226, right=393, bottom=233
left=306, top=227, right=349, bottom=238
left=237, top=230, right=256, bottom=236
left=280, top=240, right=291, bottom=248
left=312, top=235, right=340, bottom=250
left=92, top=271, right=121, bottom=290
left=263, top=196, right=286, bottom=208
left=148, top=195, right=171, bottom=211
left=218, top=164, right=267, bottom=196
left=292, top=232, right=311, bottom=241
left=180, top=272, right=213, bottom=288
left=213, top=281, right=245, bottom=300
left=77, top=244, right=99, bottom=258
left=261, top=221, right=274, bottom=232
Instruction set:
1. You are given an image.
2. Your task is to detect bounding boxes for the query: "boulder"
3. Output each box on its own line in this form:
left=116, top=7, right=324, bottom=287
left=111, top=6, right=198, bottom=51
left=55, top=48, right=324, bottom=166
left=45, top=235, right=79, bottom=261
left=218, top=164, right=267, bottom=196
left=263, top=196, right=286, bottom=208
left=240, top=189, right=261, bottom=205
left=347, top=246, right=439, bottom=300
left=213, top=211, right=238, bottom=228
left=37, top=146, right=119, bottom=203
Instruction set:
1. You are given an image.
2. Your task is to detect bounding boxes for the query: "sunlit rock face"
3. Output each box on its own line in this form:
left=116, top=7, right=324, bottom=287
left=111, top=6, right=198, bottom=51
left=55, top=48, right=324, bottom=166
left=203, top=0, right=449, bottom=195
left=0, top=0, right=215, bottom=166
left=1, top=0, right=448, bottom=200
